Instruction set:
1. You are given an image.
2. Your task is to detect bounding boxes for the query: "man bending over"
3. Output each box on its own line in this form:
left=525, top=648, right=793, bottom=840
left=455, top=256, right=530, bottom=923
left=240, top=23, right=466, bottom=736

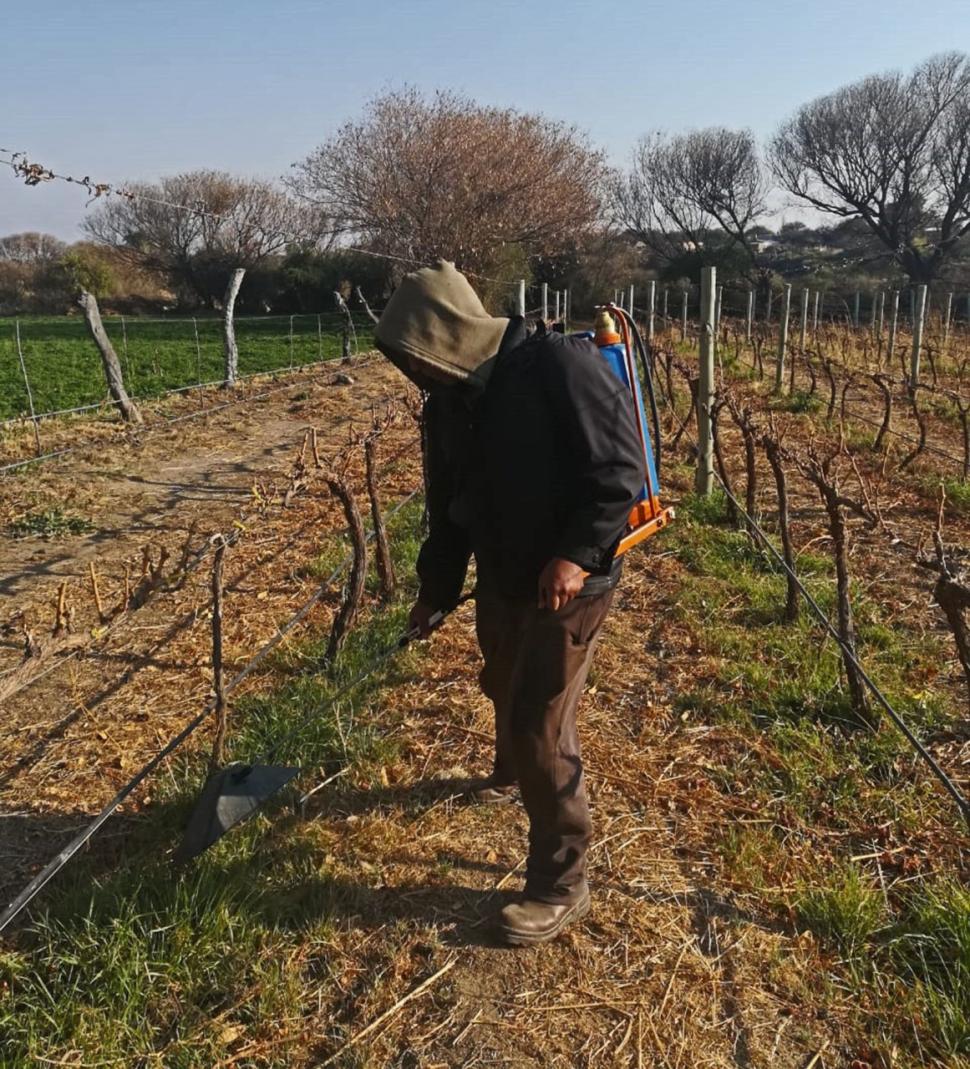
left=375, top=262, right=644, bottom=945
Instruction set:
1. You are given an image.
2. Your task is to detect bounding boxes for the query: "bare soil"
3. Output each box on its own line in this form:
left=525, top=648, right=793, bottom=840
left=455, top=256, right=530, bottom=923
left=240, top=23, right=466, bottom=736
left=0, top=355, right=417, bottom=901
left=2, top=338, right=966, bottom=1067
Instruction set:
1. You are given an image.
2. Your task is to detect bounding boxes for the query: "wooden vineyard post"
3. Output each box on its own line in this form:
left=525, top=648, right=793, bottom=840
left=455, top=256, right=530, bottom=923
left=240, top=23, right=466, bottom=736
left=77, top=290, right=143, bottom=424
left=695, top=266, right=716, bottom=496
left=715, top=285, right=723, bottom=330
left=517, top=279, right=526, bottom=317
left=222, top=267, right=246, bottom=387
left=681, top=289, right=688, bottom=342
left=813, top=290, right=821, bottom=336
left=775, top=284, right=792, bottom=395
left=911, top=284, right=928, bottom=389
left=628, top=283, right=635, bottom=320
left=944, top=292, right=954, bottom=350
left=541, top=282, right=549, bottom=321
left=746, top=289, right=754, bottom=343
left=209, top=538, right=229, bottom=772
left=663, top=287, right=669, bottom=323
left=877, top=291, right=885, bottom=338
left=193, top=316, right=203, bottom=387
left=554, top=290, right=560, bottom=322
left=647, top=280, right=656, bottom=343
left=853, top=291, right=860, bottom=329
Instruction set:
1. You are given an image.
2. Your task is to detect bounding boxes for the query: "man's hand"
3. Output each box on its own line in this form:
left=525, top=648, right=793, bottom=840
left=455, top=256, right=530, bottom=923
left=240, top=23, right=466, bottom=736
left=537, top=558, right=586, bottom=611
left=409, top=601, right=443, bottom=638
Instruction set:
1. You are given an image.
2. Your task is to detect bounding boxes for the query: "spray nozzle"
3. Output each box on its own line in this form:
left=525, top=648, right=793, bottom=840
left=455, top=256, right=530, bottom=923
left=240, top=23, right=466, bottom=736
left=594, top=308, right=621, bottom=346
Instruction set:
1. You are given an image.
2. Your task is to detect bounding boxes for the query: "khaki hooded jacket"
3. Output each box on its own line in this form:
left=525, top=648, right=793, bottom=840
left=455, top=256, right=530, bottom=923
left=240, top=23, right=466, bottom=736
left=375, top=261, right=645, bottom=605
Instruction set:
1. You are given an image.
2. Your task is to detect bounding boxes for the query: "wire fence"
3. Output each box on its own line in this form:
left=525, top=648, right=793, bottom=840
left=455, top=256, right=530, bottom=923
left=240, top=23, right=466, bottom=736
left=0, top=309, right=376, bottom=426
left=656, top=348, right=970, bottom=827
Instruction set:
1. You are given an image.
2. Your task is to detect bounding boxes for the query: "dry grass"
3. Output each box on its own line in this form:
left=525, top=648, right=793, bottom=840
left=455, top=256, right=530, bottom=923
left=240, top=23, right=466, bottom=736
left=1, top=335, right=968, bottom=1067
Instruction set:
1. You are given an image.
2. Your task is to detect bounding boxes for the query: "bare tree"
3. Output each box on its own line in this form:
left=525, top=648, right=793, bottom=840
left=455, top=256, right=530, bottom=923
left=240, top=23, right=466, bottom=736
left=610, top=128, right=768, bottom=283
left=288, top=89, right=605, bottom=278
left=0, top=232, right=66, bottom=264
left=770, top=52, right=970, bottom=283
left=85, top=172, right=326, bottom=385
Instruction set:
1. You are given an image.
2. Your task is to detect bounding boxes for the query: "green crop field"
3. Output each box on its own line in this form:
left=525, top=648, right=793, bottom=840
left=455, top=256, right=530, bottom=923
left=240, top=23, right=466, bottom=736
left=0, top=313, right=375, bottom=422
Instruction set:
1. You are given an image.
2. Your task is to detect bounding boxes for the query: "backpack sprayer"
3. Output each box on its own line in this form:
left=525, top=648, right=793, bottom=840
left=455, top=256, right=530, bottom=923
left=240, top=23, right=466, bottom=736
left=588, top=303, right=674, bottom=552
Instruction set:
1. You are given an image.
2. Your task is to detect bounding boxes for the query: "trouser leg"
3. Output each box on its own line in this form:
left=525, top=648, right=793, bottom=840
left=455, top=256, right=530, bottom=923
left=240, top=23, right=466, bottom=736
left=499, top=590, right=614, bottom=904
left=475, top=591, right=521, bottom=783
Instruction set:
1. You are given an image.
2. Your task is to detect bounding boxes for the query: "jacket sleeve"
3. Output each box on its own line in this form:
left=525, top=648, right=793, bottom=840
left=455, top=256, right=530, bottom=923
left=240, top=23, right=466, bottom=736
left=542, top=336, right=646, bottom=572
left=416, top=391, right=472, bottom=609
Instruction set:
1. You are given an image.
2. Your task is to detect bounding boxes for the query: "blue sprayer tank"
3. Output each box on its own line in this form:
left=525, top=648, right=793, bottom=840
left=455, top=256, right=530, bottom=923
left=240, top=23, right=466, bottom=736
left=578, top=312, right=658, bottom=502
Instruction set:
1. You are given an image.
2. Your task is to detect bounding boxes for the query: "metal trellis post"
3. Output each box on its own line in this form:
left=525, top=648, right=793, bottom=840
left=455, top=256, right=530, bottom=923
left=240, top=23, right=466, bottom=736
left=887, top=290, right=900, bottom=370
left=14, top=319, right=41, bottom=454
left=775, top=284, right=792, bottom=394
left=696, top=267, right=716, bottom=496
left=799, top=287, right=809, bottom=353
left=911, top=284, right=927, bottom=388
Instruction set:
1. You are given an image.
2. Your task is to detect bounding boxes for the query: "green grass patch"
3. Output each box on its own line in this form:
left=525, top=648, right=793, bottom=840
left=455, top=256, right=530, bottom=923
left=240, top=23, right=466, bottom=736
left=929, top=475, right=970, bottom=515
left=672, top=489, right=969, bottom=1063
left=770, top=388, right=822, bottom=414
left=0, top=493, right=428, bottom=1065
left=7, top=507, right=93, bottom=538
left=796, top=865, right=887, bottom=961
left=0, top=312, right=374, bottom=421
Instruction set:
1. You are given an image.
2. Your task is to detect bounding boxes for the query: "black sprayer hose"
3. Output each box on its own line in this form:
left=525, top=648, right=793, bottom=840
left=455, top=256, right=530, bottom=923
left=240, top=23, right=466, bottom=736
left=614, top=307, right=662, bottom=481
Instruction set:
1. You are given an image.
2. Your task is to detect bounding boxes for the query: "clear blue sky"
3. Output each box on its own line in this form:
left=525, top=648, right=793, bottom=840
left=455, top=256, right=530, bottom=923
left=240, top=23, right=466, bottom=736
left=2, top=0, right=968, bottom=240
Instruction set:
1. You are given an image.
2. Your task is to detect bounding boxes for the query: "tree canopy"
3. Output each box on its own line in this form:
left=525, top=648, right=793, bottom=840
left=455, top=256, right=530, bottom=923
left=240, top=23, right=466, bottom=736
left=288, top=88, right=606, bottom=278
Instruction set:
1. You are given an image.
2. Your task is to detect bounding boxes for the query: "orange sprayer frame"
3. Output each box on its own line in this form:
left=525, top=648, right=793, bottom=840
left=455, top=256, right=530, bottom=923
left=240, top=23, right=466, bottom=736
left=603, top=304, right=675, bottom=557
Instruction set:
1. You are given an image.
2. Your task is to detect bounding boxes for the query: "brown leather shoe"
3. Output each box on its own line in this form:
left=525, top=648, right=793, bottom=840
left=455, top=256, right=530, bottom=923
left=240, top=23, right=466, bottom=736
left=496, top=889, right=591, bottom=946
left=465, top=775, right=518, bottom=805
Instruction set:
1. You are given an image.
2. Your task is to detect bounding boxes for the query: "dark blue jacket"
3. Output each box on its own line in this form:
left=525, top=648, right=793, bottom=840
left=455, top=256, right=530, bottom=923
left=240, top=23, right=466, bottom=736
left=417, top=321, right=645, bottom=606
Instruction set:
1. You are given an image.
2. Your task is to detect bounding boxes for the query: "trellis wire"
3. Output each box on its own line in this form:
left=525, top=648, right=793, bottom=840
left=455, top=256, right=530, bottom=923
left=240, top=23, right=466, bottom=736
left=0, top=350, right=381, bottom=476
left=1, top=309, right=375, bottom=431
left=0, top=481, right=423, bottom=933
left=663, top=365, right=970, bottom=826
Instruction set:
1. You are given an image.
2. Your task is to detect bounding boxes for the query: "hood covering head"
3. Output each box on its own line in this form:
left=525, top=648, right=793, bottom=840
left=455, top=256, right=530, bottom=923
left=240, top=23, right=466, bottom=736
left=375, top=260, right=510, bottom=390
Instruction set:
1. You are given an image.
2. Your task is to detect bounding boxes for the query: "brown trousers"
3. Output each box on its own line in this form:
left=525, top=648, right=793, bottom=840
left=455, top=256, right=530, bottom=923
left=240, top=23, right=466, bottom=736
left=475, top=586, right=614, bottom=904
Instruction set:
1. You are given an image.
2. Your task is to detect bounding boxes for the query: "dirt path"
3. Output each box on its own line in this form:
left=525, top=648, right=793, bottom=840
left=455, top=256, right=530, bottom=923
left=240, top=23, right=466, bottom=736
left=0, top=356, right=419, bottom=901
left=0, top=357, right=394, bottom=611
left=2, top=342, right=961, bottom=1067
left=286, top=545, right=825, bottom=1068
